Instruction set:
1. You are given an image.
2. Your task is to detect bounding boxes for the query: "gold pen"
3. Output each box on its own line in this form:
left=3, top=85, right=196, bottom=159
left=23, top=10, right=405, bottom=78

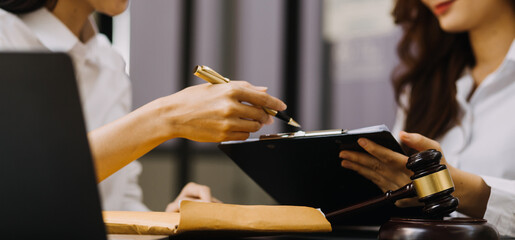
left=193, top=65, right=301, bottom=128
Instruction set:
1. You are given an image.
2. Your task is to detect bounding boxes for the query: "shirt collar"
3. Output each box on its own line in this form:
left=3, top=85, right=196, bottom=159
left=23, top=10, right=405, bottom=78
left=456, top=38, right=515, bottom=104
left=18, top=8, right=79, bottom=52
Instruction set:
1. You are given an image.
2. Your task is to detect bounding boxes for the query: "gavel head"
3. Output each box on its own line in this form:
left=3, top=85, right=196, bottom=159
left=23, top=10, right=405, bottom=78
left=406, top=149, right=459, bottom=218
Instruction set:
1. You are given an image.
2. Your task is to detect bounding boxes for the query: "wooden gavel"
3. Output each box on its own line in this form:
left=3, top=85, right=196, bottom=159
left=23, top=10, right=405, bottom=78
left=326, top=149, right=459, bottom=219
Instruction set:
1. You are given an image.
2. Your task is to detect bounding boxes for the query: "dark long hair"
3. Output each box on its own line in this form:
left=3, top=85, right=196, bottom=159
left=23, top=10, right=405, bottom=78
left=0, top=0, right=46, bottom=13
left=391, top=0, right=474, bottom=148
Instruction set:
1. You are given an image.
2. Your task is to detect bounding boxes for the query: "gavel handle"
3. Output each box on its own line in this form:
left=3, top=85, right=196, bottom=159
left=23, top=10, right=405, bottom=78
left=325, top=183, right=417, bottom=219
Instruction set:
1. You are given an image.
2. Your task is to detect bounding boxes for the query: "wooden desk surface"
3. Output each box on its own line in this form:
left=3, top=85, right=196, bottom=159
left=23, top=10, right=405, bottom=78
left=109, top=235, right=168, bottom=240
left=109, top=233, right=515, bottom=240
left=108, top=231, right=378, bottom=240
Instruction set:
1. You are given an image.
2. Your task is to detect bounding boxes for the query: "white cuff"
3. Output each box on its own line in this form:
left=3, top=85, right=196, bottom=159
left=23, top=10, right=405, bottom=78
left=481, top=175, right=515, bottom=237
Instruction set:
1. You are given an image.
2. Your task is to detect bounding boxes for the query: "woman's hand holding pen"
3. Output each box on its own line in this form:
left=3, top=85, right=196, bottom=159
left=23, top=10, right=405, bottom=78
left=89, top=80, right=285, bottom=182
left=157, top=81, right=287, bottom=142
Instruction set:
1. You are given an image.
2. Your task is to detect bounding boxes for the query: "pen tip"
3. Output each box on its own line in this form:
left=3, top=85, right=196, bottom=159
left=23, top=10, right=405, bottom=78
left=288, top=119, right=301, bottom=128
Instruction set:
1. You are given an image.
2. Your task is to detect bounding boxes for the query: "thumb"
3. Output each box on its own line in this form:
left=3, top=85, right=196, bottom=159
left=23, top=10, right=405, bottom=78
left=399, top=131, right=442, bottom=152
left=165, top=202, right=179, bottom=212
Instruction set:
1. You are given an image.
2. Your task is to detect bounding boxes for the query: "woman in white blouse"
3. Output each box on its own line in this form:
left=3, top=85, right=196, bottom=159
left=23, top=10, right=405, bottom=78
left=0, top=0, right=286, bottom=212
left=339, top=0, right=515, bottom=236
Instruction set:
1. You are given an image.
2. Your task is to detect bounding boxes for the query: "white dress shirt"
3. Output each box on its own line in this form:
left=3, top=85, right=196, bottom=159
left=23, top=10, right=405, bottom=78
left=392, top=39, right=515, bottom=237
left=0, top=8, right=150, bottom=211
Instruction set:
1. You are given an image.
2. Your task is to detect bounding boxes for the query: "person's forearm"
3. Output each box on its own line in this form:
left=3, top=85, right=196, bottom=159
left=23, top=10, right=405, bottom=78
left=88, top=98, right=172, bottom=182
left=449, top=165, right=491, bottom=218
left=87, top=82, right=287, bottom=182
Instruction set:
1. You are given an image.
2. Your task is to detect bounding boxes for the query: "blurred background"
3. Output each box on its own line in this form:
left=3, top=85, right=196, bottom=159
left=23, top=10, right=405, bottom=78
left=99, top=0, right=400, bottom=211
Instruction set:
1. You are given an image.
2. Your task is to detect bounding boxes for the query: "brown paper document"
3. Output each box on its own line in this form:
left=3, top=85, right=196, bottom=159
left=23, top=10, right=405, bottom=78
left=104, top=201, right=332, bottom=236
left=103, top=211, right=179, bottom=235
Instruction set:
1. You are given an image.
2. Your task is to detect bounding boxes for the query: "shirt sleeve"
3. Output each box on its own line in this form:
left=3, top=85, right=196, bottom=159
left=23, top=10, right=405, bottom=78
left=0, top=13, right=7, bottom=48
left=120, top=160, right=151, bottom=211
left=0, top=11, right=22, bottom=50
left=481, top=175, right=515, bottom=237
left=0, top=28, right=7, bottom=49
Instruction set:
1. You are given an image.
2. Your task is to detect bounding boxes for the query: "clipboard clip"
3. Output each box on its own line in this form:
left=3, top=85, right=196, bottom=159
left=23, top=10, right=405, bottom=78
left=259, top=129, right=348, bottom=140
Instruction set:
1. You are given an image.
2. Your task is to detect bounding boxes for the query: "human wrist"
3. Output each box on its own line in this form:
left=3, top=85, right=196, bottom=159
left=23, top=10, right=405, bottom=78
left=151, top=96, right=187, bottom=141
left=449, top=165, right=490, bottom=218
left=127, top=97, right=175, bottom=144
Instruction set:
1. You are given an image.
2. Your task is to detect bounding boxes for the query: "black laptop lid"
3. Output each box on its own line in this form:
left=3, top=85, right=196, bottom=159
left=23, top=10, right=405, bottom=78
left=0, top=52, right=107, bottom=239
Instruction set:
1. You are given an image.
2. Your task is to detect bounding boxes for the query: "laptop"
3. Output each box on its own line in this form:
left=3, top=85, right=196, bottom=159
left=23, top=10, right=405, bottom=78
left=0, top=52, right=107, bottom=239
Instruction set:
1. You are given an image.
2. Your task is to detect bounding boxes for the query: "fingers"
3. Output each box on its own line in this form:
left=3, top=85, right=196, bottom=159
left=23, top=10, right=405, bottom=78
left=219, top=118, right=262, bottom=133
left=340, top=157, right=386, bottom=186
left=262, top=115, right=274, bottom=125
left=165, top=195, right=222, bottom=212
left=399, top=131, right=442, bottom=152
left=168, top=182, right=221, bottom=212
left=251, top=86, right=268, bottom=92
left=340, top=138, right=413, bottom=192
left=227, top=82, right=287, bottom=111
left=230, top=81, right=267, bottom=92
left=181, top=182, right=212, bottom=201
left=230, top=104, right=270, bottom=125
left=165, top=197, right=200, bottom=212
left=356, top=138, right=409, bottom=166
left=165, top=202, right=179, bottom=212
left=214, top=81, right=283, bottom=125
left=197, top=184, right=212, bottom=202
left=222, top=132, right=251, bottom=141
left=399, top=132, right=450, bottom=166
left=197, top=118, right=258, bottom=142
left=340, top=151, right=385, bottom=174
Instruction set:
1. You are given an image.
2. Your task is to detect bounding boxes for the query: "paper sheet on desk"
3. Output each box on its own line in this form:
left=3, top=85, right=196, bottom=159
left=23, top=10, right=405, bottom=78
left=103, top=200, right=332, bottom=235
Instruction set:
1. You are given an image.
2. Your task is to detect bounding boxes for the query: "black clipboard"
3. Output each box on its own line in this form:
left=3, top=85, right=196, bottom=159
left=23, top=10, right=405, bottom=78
left=218, top=125, right=422, bottom=226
